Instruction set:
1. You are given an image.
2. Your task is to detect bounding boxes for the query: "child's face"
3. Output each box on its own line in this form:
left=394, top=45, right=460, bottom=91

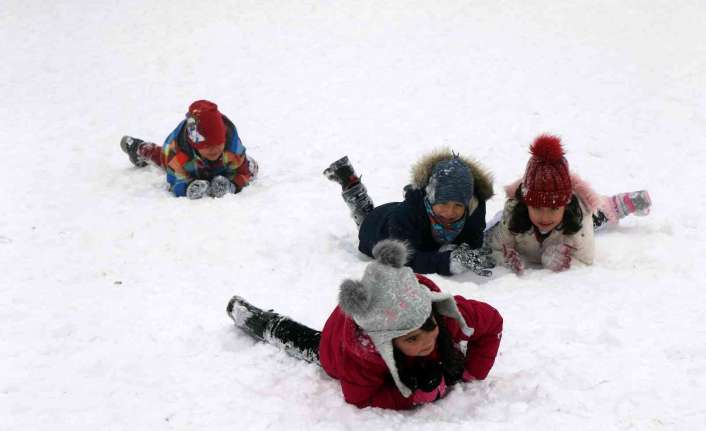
left=432, top=201, right=466, bottom=224
left=197, top=143, right=226, bottom=161
left=393, top=318, right=440, bottom=357
left=528, top=205, right=566, bottom=233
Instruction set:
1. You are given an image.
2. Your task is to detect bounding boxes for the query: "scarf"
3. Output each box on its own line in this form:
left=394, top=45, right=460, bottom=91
left=424, top=198, right=466, bottom=244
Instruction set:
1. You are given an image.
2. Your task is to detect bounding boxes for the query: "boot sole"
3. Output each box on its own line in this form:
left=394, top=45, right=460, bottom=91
left=120, top=135, right=147, bottom=167
left=322, top=156, right=350, bottom=178
left=120, top=136, right=131, bottom=155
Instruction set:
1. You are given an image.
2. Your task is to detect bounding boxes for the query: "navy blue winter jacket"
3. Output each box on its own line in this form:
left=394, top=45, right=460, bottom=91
left=356, top=150, right=493, bottom=275
left=358, top=188, right=487, bottom=275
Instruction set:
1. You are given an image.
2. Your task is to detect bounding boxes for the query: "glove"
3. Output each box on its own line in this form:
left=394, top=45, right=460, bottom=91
left=450, top=243, right=495, bottom=277
left=502, top=245, right=525, bottom=275
left=541, top=244, right=574, bottom=271
left=208, top=175, right=236, bottom=198
left=411, top=376, right=447, bottom=405
left=186, top=180, right=210, bottom=200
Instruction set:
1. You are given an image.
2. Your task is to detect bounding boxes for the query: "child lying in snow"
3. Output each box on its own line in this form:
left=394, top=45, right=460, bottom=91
left=227, top=240, right=503, bottom=410
left=485, top=134, right=651, bottom=273
left=323, top=150, right=495, bottom=277
left=120, top=100, right=258, bottom=199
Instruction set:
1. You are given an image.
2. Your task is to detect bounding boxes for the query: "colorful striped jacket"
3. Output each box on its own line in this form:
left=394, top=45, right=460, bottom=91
left=162, top=115, right=255, bottom=197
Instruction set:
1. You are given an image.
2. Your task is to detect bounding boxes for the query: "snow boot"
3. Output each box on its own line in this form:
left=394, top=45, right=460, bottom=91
left=592, top=210, right=611, bottom=231
left=594, top=190, right=652, bottom=231
left=612, top=190, right=651, bottom=218
left=120, top=135, right=148, bottom=167
left=323, top=156, right=360, bottom=190
left=227, top=295, right=321, bottom=363
left=342, top=182, right=375, bottom=227
left=227, top=295, right=277, bottom=341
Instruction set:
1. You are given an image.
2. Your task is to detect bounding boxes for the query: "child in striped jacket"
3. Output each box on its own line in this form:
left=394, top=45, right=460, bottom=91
left=120, top=99, right=257, bottom=199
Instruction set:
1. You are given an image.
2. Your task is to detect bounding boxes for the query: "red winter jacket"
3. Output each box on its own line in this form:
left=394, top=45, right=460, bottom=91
left=318, top=274, right=503, bottom=409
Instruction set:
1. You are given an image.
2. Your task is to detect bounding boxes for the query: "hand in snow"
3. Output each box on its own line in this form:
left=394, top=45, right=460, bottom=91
left=502, top=245, right=525, bottom=274
left=208, top=175, right=236, bottom=198
left=411, top=376, right=447, bottom=405
left=450, top=243, right=495, bottom=277
left=186, top=180, right=211, bottom=200
left=541, top=244, right=574, bottom=271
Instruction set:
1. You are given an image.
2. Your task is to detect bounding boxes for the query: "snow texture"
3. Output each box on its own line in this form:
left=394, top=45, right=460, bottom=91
left=2, top=1, right=706, bottom=430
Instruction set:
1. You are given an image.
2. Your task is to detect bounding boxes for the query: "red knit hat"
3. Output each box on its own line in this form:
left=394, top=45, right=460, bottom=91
left=521, top=134, right=572, bottom=207
left=185, top=100, right=226, bottom=149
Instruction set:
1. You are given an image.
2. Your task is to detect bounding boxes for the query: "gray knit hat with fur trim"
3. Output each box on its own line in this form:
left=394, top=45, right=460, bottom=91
left=338, top=239, right=473, bottom=398
left=425, top=156, right=474, bottom=206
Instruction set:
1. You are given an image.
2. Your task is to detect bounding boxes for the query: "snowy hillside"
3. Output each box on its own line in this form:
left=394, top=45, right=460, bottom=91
left=2, top=1, right=706, bottom=430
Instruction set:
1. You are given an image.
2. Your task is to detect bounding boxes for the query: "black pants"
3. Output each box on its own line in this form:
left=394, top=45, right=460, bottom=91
left=228, top=296, right=322, bottom=364
left=260, top=314, right=322, bottom=364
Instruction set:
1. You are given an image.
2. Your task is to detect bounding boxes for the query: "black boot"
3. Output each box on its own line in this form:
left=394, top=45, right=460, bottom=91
left=227, top=295, right=276, bottom=341
left=120, top=135, right=148, bottom=167
left=323, top=156, right=360, bottom=190
left=592, top=210, right=610, bottom=232
left=227, top=296, right=322, bottom=363
left=342, top=182, right=375, bottom=227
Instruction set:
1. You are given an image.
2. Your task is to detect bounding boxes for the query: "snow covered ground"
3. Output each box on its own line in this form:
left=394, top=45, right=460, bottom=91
left=2, top=1, right=706, bottom=429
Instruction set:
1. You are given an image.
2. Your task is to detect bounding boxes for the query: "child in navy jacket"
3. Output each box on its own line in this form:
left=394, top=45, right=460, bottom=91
left=323, top=150, right=496, bottom=276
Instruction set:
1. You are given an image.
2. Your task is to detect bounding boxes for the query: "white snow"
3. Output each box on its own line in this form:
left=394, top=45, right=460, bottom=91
left=2, top=1, right=706, bottom=430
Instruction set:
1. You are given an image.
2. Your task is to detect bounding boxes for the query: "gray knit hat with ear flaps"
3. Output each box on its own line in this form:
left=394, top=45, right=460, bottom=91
left=338, top=239, right=474, bottom=398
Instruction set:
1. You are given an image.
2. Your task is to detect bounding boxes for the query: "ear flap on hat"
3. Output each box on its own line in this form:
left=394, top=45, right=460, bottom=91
left=431, top=293, right=474, bottom=337
left=338, top=279, right=371, bottom=317
left=372, top=239, right=411, bottom=268
left=375, top=341, right=413, bottom=398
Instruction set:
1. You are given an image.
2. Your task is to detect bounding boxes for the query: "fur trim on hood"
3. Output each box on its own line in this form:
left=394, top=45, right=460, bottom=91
left=504, top=174, right=600, bottom=213
left=409, top=149, right=494, bottom=201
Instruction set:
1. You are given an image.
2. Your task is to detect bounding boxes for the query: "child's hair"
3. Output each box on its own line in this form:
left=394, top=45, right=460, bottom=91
left=393, top=305, right=465, bottom=386
left=508, top=184, right=583, bottom=235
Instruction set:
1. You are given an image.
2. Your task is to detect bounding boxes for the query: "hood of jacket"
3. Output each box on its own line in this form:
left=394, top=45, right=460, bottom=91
left=408, top=149, right=494, bottom=202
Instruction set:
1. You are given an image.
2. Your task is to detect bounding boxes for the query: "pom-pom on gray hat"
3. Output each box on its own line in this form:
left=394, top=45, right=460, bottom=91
left=338, top=239, right=473, bottom=397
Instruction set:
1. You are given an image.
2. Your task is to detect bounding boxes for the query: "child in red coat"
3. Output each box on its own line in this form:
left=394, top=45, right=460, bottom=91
left=227, top=240, right=503, bottom=409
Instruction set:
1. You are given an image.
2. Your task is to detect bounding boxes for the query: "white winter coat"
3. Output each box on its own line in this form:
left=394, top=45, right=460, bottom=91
left=485, top=175, right=602, bottom=267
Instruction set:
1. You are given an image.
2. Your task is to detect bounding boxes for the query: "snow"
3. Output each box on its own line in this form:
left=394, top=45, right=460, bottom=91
left=2, top=1, right=706, bottom=429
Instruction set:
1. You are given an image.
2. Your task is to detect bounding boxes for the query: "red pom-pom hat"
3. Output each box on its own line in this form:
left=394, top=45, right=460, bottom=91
left=185, top=100, right=226, bottom=150
left=521, top=134, right=573, bottom=207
